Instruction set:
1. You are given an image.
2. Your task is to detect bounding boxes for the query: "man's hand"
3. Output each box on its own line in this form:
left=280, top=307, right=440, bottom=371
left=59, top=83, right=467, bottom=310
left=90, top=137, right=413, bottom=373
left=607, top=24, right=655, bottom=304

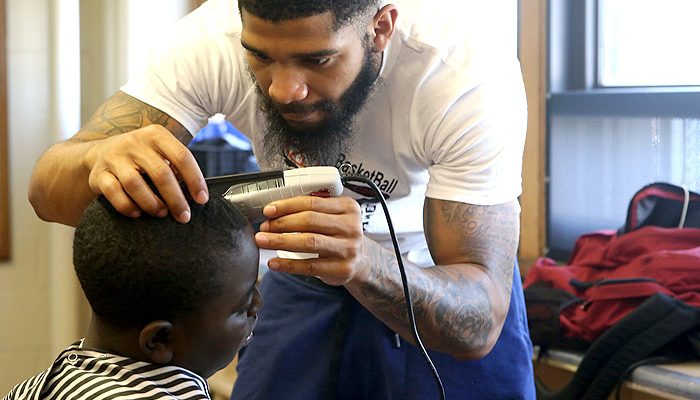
left=254, top=194, right=521, bottom=359
left=84, top=125, right=208, bottom=223
left=28, top=91, right=208, bottom=226
left=254, top=195, right=366, bottom=286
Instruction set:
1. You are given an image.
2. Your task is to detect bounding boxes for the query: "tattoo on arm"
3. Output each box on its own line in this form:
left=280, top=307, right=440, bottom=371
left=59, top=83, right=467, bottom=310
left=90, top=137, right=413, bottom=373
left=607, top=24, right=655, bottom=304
left=431, top=200, right=519, bottom=299
left=81, top=91, right=191, bottom=144
left=357, top=199, right=519, bottom=351
left=360, top=241, right=494, bottom=349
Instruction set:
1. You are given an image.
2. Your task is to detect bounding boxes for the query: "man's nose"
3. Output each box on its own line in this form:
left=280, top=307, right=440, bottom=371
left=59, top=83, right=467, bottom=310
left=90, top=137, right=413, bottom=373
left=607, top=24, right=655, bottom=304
left=268, top=66, right=308, bottom=104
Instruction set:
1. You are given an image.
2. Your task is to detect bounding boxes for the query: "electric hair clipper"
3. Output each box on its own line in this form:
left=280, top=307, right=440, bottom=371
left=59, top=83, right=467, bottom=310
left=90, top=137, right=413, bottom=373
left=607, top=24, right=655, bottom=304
left=205, top=166, right=344, bottom=223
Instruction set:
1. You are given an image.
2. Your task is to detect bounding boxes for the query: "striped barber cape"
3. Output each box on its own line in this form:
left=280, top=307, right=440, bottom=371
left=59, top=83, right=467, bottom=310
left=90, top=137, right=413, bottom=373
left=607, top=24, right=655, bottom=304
left=3, top=340, right=211, bottom=400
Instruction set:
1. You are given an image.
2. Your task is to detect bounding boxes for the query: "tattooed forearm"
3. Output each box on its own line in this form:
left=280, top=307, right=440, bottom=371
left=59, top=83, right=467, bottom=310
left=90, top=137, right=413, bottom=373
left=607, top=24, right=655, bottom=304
left=358, top=239, right=494, bottom=352
left=81, top=91, right=191, bottom=143
left=417, top=268, right=493, bottom=349
left=358, top=242, right=408, bottom=329
left=349, top=199, right=520, bottom=357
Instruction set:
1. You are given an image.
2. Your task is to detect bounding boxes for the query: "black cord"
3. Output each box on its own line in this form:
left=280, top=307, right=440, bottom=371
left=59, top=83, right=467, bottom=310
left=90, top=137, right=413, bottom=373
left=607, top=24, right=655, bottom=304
left=341, top=175, right=446, bottom=400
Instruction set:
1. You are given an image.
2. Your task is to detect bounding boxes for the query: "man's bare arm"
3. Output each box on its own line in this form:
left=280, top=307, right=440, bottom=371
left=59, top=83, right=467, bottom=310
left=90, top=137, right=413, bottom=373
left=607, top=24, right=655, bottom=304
left=28, top=91, right=206, bottom=226
left=80, top=91, right=191, bottom=141
left=252, top=194, right=519, bottom=358
left=346, top=198, right=519, bottom=359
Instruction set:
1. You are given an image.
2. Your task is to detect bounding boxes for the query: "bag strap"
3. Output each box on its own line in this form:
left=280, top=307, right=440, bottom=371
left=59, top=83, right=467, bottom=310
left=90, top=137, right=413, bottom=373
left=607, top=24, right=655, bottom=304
left=679, top=185, right=690, bottom=228
left=535, top=294, right=700, bottom=400
left=569, top=278, right=673, bottom=302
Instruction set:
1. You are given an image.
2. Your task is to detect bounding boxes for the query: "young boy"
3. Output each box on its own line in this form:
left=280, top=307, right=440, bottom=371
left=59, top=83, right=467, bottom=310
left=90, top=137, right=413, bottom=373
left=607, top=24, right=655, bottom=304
left=4, top=195, right=261, bottom=399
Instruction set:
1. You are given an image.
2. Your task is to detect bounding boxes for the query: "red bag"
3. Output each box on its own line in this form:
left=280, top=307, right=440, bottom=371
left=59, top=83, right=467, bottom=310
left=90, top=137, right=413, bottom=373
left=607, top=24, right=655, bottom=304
left=524, top=226, right=700, bottom=342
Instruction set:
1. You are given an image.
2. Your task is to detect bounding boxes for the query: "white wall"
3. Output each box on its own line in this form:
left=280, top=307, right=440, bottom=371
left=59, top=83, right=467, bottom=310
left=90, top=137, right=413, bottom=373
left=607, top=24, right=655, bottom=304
left=0, top=0, right=190, bottom=393
left=0, top=0, right=78, bottom=392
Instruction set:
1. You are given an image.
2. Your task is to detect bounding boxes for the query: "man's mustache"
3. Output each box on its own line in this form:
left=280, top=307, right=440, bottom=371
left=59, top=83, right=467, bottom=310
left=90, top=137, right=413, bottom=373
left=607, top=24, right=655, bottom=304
left=267, top=99, right=337, bottom=114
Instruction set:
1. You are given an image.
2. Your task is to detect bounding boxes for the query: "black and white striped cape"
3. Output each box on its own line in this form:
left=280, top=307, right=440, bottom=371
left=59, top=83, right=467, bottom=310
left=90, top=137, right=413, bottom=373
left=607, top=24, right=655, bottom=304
left=3, top=340, right=211, bottom=399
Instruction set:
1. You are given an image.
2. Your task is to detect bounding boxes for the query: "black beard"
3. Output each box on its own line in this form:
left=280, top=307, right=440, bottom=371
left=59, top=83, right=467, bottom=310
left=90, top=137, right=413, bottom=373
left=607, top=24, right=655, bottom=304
left=256, top=44, right=381, bottom=167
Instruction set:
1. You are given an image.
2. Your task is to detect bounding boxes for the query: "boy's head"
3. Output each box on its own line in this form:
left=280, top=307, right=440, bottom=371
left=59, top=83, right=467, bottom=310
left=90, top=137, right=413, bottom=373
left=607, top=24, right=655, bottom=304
left=73, top=195, right=261, bottom=378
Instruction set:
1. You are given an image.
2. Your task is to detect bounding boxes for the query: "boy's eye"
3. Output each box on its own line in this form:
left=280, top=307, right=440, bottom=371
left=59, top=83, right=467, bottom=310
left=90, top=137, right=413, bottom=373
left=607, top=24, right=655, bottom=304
left=233, top=304, right=249, bottom=316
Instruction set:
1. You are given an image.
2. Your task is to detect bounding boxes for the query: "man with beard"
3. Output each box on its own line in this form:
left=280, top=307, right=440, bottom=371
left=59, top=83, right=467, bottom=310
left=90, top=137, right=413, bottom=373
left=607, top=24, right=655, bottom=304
left=28, top=0, right=535, bottom=399
left=257, top=34, right=378, bottom=167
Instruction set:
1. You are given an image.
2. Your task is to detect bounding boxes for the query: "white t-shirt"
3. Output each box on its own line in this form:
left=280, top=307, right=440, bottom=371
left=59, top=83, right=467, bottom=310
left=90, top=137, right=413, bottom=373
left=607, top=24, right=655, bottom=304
left=122, top=0, right=527, bottom=265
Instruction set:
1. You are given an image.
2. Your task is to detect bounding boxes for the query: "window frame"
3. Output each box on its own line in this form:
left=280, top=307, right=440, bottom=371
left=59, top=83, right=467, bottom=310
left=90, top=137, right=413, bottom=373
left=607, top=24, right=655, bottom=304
left=546, top=0, right=700, bottom=260
left=1, top=0, right=8, bottom=261
left=549, top=0, right=700, bottom=95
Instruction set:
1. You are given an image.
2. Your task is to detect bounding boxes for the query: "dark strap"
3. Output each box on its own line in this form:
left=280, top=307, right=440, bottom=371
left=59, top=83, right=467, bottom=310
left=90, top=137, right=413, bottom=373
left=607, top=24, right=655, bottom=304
left=324, top=295, right=355, bottom=400
left=536, top=293, right=700, bottom=400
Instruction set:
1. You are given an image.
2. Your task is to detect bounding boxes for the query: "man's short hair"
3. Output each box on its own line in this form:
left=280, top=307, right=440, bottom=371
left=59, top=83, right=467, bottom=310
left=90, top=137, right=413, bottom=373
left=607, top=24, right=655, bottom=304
left=238, top=0, right=382, bottom=31
left=73, top=195, right=254, bottom=329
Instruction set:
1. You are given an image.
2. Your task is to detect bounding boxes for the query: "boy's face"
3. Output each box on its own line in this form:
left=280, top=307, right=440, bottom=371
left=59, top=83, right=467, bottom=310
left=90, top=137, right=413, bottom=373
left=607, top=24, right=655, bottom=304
left=170, top=244, right=261, bottom=378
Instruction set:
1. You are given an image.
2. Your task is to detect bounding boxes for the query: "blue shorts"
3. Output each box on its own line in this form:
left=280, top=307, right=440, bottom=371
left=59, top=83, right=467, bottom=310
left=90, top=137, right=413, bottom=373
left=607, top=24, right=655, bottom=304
left=232, top=265, right=535, bottom=400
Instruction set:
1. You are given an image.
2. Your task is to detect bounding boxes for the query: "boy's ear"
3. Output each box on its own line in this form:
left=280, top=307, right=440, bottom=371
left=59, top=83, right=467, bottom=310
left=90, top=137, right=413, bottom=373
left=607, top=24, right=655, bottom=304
left=139, top=320, right=175, bottom=365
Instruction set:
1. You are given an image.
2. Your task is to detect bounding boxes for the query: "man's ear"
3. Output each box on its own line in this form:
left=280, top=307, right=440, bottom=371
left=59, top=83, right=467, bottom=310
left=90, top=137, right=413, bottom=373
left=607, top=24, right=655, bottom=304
left=370, top=4, right=398, bottom=53
left=139, top=320, right=175, bottom=365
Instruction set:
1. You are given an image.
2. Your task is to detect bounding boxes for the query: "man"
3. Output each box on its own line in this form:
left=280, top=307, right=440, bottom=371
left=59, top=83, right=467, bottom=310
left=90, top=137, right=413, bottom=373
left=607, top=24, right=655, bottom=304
left=5, top=195, right=261, bottom=399
left=28, top=0, right=534, bottom=398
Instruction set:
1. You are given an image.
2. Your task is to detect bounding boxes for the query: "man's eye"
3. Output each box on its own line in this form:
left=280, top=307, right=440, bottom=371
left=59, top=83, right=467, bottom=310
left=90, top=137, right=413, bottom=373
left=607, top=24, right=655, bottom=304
left=305, top=58, right=331, bottom=66
left=253, top=52, right=271, bottom=63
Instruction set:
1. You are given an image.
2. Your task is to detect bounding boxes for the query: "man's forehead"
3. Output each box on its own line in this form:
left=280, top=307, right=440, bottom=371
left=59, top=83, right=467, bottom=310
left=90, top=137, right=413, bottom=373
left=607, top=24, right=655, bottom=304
left=240, top=9, right=360, bottom=53
left=240, top=9, right=337, bottom=35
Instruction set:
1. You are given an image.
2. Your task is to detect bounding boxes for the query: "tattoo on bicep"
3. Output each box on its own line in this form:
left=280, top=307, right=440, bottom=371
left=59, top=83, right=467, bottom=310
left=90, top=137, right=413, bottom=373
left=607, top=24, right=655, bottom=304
left=146, top=106, right=173, bottom=127
left=84, top=95, right=145, bottom=135
left=437, top=201, right=519, bottom=298
left=83, top=92, right=190, bottom=142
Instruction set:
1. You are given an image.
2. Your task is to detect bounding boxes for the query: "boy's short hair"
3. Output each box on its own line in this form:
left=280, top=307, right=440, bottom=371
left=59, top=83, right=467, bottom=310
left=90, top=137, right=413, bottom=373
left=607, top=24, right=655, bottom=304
left=238, top=0, right=382, bottom=31
left=73, top=195, right=253, bottom=329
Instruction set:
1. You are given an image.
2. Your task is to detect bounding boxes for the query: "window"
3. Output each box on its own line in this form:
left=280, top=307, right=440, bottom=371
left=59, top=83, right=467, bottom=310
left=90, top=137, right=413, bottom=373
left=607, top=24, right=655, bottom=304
left=546, top=0, right=700, bottom=260
left=597, top=0, right=700, bottom=87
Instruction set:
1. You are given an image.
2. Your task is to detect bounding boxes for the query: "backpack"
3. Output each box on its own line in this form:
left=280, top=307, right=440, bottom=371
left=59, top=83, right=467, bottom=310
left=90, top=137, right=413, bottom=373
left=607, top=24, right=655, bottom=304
left=523, top=182, right=700, bottom=399
left=619, top=181, right=700, bottom=234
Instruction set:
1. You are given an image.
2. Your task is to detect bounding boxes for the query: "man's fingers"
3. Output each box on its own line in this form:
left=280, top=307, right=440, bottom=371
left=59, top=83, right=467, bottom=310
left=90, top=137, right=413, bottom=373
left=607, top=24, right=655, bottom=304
left=137, top=157, right=191, bottom=222
left=255, top=232, right=359, bottom=259
left=98, top=173, right=143, bottom=218
left=117, top=164, right=168, bottom=215
left=263, top=196, right=359, bottom=218
left=260, top=211, right=358, bottom=236
left=154, top=138, right=209, bottom=205
left=255, top=231, right=329, bottom=254
left=265, top=257, right=352, bottom=286
left=260, top=196, right=362, bottom=236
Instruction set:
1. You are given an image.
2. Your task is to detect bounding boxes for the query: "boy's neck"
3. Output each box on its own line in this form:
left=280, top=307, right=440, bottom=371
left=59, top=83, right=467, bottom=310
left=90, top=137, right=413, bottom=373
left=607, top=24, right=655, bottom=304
left=82, top=313, right=148, bottom=362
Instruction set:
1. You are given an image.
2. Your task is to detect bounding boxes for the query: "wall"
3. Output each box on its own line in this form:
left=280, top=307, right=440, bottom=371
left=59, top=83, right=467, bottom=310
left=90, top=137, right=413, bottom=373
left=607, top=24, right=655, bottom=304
left=0, top=0, right=192, bottom=393
left=0, top=0, right=82, bottom=393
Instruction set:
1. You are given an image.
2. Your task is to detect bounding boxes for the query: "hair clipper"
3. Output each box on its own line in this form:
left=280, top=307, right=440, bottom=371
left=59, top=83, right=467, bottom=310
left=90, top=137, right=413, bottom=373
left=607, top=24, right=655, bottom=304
left=205, top=166, right=344, bottom=223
